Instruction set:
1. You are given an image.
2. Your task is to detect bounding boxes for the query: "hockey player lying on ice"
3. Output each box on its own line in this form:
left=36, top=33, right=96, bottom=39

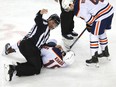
left=74, top=0, right=114, bottom=67
left=40, top=39, right=75, bottom=68
left=3, top=39, right=75, bottom=81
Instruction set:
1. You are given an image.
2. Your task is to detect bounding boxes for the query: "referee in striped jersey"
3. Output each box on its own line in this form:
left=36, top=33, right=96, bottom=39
left=5, top=9, right=60, bottom=81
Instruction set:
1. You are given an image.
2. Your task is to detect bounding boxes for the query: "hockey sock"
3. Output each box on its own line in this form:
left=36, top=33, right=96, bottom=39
left=90, top=33, right=99, bottom=56
left=99, top=32, right=108, bottom=51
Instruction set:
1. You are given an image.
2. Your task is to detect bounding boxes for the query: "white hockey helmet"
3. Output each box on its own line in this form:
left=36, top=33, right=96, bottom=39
left=63, top=51, right=75, bottom=65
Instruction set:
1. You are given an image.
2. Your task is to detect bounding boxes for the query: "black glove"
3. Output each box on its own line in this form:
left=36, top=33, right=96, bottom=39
left=62, top=51, right=66, bottom=56
left=86, top=24, right=92, bottom=32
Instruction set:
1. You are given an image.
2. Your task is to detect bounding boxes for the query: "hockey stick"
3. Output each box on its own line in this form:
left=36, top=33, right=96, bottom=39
left=68, top=28, right=86, bottom=50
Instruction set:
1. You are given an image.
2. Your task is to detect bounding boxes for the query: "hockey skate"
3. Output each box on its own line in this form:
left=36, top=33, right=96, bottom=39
left=86, top=52, right=99, bottom=68
left=4, top=64, right=16, bottom=81
left=2, top=43, right=16, bottom=55
left=70, top=31, right=78, bottom=37
left=62, top=34, right=74, bottom=40
left=98, top=46, right=111, bottom=61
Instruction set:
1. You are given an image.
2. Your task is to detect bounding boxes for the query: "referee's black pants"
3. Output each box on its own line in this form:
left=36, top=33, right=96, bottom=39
left=60, top=11, right=74, bottom=35
left=16, top=39, right=42, bottom=76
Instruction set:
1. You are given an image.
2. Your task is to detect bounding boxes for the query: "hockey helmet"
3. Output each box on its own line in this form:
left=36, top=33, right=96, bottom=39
left=63, top=51, right=75, bottom=65
left=46, top=39, right=57, bottom=47
left=48, top=14, right=61, bottom=26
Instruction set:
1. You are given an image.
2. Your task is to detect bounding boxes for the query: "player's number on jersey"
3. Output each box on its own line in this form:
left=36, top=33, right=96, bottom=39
left=90, top=0, right=104, bottom=5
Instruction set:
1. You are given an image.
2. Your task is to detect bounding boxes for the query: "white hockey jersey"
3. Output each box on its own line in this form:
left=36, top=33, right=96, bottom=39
left=41, top=47, right=67, bottom=68
left=74, top=0, right=114, bottom=24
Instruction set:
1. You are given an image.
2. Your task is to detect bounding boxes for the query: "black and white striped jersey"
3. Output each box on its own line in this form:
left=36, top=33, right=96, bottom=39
left=23, top=11, right=50, bottom=49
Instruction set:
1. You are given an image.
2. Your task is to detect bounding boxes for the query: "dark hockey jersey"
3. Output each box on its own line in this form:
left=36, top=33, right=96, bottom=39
left=23, top=11, right=50, bottom=49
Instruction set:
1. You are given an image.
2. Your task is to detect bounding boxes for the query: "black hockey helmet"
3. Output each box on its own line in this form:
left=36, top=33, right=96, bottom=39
left=48, top=14, right=61, bottom=26
left=46, top=39, right=57, bottom=47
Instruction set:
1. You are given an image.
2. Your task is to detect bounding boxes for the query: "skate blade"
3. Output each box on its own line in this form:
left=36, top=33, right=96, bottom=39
left=4, top=64, right=10, bottom=81
left=73, top=36, right=78, bottom=39
left=99, top=57, right=111, bottom=61
left=86, top=63, right=99, bottom=68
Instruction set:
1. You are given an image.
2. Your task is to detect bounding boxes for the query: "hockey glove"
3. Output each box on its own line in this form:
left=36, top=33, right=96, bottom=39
left=86, top=24, right=92, bottom=32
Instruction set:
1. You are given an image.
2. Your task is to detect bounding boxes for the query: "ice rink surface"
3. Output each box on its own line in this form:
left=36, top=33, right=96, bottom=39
left=0, top=0, right=116, bottom=87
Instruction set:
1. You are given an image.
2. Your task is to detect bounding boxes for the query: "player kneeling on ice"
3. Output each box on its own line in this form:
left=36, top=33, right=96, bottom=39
left=74, top=0, right=114, bottom=67
left=4, top=39, right=75, bottom=81
left=3, top=9, right=60, bottom=81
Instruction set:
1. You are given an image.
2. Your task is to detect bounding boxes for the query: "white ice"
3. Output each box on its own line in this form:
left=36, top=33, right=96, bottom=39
left=0, top=0, right=116, bottom=87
